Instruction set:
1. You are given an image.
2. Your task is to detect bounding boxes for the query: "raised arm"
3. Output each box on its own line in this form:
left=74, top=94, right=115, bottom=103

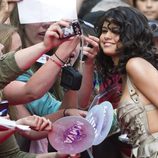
left=14, top=20, right=72, bottom=71
left=2, top=32, right=80, bottom=104
left=78, top=35, right=99, bottom=108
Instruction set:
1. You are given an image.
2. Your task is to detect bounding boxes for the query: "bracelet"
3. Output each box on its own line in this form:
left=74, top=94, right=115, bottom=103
left=54, top=53, right=65, bottom=64
left=63, top=109, right=67, bottom=117
left=49, top=57, right=63, bottom=68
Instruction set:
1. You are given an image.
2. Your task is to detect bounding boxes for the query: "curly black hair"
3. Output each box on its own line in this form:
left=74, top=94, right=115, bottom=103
left=95, top=6, right=158, bottom=81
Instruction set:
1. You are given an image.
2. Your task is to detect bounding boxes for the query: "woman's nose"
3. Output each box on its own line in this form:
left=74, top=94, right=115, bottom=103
left=104, top=31, right=112, bottom=39
left=146, top=0, right=152, bottom=7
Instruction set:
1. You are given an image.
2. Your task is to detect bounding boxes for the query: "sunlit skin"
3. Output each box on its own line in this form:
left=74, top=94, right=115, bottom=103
left=135, top=0, right=158, bottom=20
left=99, top=21, right=121, bottom=65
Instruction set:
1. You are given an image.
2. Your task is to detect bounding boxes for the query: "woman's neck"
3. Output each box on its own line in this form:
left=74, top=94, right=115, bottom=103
left=112, top=55, right=119, bottom=66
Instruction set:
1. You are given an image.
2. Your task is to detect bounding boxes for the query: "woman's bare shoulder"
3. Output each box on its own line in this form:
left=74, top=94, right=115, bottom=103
left=126, top=57, right=155, bottom=77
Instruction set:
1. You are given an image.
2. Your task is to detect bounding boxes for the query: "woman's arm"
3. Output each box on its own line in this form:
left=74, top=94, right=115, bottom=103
left=126, top=57, right=158, bottom=107
left=78, top=35, right=99, bottom=108
left=9, top=105, right=49, bottom=140
left=3, top=36, right=80, bottom=104
left=0, top=21, right=72, bottom=92
left=0, top=114, right=52, bottom=142
left=44, top=108, right=87, bottom=123
left=16, top=109, right=87, bottom=140
left=60, top=90, right=78, bottom=109
left=9, top=105, right=87, bottom=140
left=14, top=20, right=73, bottom=71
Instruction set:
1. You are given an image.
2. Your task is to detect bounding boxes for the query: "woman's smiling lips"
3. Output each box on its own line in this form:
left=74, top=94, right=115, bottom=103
left=104, top=42, right=115, bottom=47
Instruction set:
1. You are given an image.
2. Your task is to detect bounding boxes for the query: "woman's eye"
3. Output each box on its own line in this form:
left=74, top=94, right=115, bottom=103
left=102, top=29, right=108, bottom=33
left=111, top=28, right=120, bottom=34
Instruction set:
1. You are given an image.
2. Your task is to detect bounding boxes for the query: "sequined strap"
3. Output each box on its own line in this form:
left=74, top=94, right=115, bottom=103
left=127, top=76, right=157, bottom=111
left=127, top=76, right=139, bottom=104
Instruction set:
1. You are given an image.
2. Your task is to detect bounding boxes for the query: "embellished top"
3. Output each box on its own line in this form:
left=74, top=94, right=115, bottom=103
left=117, top=76, right=158, bottom=157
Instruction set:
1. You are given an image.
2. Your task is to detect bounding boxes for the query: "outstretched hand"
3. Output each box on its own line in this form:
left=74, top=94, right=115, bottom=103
left=16, top=115, right=52, bottom=131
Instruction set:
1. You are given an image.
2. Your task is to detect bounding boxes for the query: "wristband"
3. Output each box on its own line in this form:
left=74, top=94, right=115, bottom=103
left=54, top=53, right=66, bottom=64
left=49, top=57, right=63, bottom=68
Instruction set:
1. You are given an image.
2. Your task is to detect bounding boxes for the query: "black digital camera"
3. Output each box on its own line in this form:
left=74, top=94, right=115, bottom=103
left=60, top=66, right=82, bottom=90
left=62, top=20, right=82, bottom=39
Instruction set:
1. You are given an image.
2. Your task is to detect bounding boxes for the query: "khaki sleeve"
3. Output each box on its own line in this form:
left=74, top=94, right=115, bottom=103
left=0, top=52, right=23, bottom=89
left=0, top=90, right=3, bottom=101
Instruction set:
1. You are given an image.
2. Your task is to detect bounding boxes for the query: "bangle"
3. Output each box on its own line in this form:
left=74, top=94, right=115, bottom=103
left=54, top=53, right=65, bottom=64
left=49, top=57, right=63, bottom=68
left=63, top=109, right=67, bottom=117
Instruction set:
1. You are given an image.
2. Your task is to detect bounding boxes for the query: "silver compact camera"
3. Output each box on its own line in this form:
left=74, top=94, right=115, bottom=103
left=62, top=20, right=82, bottom=38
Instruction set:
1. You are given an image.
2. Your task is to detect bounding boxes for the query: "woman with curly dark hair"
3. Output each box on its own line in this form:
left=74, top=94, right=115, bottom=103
left=95, top=6, right=158, bottom=158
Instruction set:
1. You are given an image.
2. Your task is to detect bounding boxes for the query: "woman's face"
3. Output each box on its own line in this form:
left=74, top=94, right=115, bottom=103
left=135, top=0, right=158, bottom=20
left=99, top=21, right=120, bottom=57
left=23, top=22, right=52, bottom=47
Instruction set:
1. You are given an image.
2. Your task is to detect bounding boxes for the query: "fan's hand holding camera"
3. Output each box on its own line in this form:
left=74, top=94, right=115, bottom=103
left=44, top=20, right=80, bottom=50
left=50, top=21, right=82, bottom=90
left=54, top=20, right=99, bottom=91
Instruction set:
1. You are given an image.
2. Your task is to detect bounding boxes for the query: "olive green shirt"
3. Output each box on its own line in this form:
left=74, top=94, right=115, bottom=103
left=0, top=52, right=35, bottom=158
left=0, top=52, right=23, bottom=100
left=0, top=136, right=35, bottom=158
